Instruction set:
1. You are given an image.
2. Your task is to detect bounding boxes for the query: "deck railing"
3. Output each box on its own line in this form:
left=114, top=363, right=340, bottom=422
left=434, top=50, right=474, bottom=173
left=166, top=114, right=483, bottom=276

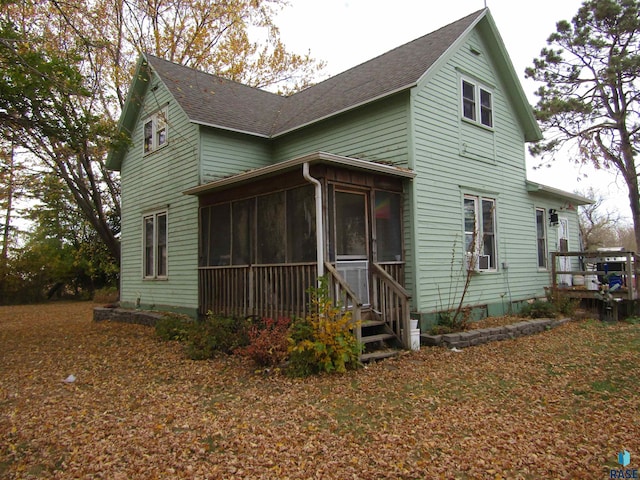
left=551, top=251, right=640, bottom=300
left=198, top=263, right=317, bottom=318
left=371, top=262, right=412, bottom=347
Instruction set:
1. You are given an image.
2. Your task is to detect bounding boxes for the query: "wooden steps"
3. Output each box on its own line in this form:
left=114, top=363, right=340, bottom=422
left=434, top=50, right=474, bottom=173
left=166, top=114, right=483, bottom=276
left=360, top=350, right=399, bottom=362
left=359, top=319, right=401, bottom=362
left=361, top=332, right=395, bottom=344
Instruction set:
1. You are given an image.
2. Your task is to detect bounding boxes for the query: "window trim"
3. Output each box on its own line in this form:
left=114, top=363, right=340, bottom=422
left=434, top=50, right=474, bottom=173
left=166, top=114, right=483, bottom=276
left=461, top=77, right=493, bottom=129
left=143, top=210, right=168, bottom=279
left=464, top=194, right=497, bottom=272
left=143, top=106, right=168, bottom=155
left=535, top=207, right=548, bottom=270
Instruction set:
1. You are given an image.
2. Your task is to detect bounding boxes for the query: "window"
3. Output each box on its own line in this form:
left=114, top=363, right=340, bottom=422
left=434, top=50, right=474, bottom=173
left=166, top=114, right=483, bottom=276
left=464, top=195, right=497, bottom=271
left=461, top=78, right=492, bottom=128
left=143, top=211, right=167, bottom=278
left=536, top=208, right=547, bottom=269
left=143, top=106, right=168, bottom=154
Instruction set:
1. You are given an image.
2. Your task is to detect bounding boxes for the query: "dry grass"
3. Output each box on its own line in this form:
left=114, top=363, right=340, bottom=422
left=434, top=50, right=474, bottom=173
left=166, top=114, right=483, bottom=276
left=1, top=302, right=639, bottom=479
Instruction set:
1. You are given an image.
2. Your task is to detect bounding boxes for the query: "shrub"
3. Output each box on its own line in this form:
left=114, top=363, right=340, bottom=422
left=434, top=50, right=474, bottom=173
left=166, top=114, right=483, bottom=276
left=432, top=307, right=471, bottom=334
left=548, top=291, right=579, bottom=317
left=287, top=278, right=362, bottom=377
left=185, top=313, right=250, bottom=360
left=155, top=313, right=194, bottom=342
left=93, top=287, right=119, bottom=304
left=519, top=299, right=556, bottom=319
left=235, top=316, right=291, bottom=367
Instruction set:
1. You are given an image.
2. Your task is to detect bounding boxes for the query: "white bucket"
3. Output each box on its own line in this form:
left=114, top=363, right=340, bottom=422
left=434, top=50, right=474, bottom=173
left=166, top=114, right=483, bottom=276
left=410, top=328, right=421, bottom=351
left=410, top=319, right=419, bottom=330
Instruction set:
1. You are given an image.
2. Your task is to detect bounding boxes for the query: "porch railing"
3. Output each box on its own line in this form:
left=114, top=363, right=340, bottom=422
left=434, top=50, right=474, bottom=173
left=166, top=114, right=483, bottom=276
left=324, top=262, right=363, bottom=343
left=199, top=260, right=411, bottom=349
left=371, top=262, right=412, bottom=348
left=198, top=263, right=317, bottom=318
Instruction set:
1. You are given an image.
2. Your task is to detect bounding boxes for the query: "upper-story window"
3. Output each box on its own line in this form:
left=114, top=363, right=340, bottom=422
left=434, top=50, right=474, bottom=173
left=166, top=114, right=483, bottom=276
left=461, top=78, right=493, bottom=128
left=143, top=106, right=168, bottom=154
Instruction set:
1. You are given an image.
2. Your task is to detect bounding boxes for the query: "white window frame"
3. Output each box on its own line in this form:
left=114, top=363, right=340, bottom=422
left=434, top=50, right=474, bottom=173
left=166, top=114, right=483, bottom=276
left=464, top=195, right=497, bottom=272
left=461, top=77, right=493, bottom=128
left=143, top=106, right=168, bottom=154
left=536, top=208, right=548, bottom=269
left=143, top=211, right=168, bottom=279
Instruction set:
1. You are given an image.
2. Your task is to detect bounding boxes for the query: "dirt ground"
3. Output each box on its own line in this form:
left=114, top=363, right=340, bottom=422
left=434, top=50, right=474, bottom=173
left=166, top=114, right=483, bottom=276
left=1, top=302, right=639, bottom=479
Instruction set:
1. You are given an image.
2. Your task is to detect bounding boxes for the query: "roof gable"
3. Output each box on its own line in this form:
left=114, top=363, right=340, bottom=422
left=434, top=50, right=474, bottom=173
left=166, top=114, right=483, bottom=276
left=271, top=9, right=484, bottom=135
left=108, top=8, right=542, bottom=170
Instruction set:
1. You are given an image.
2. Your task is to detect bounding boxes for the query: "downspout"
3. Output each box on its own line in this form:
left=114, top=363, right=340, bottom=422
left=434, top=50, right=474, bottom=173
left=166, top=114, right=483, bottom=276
left=302, top=162, right=324, bottom=278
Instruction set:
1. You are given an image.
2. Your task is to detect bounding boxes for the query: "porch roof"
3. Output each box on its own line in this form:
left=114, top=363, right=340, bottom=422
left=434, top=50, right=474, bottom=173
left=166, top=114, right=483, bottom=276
left=525, top=180, right=593, bottom=206
left=183, top=152, right=416, bottom=196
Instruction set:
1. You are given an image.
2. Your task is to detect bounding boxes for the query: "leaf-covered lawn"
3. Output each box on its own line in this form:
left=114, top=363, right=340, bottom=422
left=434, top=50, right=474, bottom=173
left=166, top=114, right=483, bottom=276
left=1, top=302, right=638, bottom=479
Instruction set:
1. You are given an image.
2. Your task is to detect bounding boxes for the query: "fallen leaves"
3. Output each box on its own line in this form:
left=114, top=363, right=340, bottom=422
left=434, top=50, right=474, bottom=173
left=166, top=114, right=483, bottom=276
left=0, top=302, right=639, bottom=478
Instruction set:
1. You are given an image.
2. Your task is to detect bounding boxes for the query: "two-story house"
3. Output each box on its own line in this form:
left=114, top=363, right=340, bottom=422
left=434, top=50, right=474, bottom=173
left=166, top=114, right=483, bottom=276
left=107, top=8, right=590, bottom=356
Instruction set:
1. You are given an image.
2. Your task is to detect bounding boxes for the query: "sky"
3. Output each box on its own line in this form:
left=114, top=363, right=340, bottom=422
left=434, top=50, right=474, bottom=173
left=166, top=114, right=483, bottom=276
left=274, top=0, right=631, bottom=221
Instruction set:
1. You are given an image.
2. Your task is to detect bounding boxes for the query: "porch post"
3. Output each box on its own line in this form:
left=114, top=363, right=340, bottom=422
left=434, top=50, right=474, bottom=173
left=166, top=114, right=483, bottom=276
left=302, top=162, right=324, bottom=280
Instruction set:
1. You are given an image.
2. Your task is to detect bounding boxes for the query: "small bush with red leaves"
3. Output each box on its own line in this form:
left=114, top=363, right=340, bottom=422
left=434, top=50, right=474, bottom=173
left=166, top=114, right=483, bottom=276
left=236, top=316, right=292, bottom=367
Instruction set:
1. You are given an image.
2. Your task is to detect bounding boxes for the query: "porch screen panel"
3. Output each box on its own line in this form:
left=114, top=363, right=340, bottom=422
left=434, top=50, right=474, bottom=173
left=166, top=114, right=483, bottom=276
left=257, top=191, right=285, bottom=264
left=375, top=191, right=402, bottom=262
left=199, top=207, right=210, bottom=266
left=287, top=186, right=316, bottom=263
left=232, top=199, right=252, bottom=265
left=209, top=204, right=231, bottom=266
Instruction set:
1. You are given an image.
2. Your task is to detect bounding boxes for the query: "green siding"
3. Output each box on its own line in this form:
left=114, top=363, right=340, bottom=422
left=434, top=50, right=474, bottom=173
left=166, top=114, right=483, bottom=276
left=119, top=74, right=200, bottom=316
left=272, top=93, right=410, bottom=167
left=408, top=30, right=581, bottom=316
left=118, top=26, right=582, bottom=319
left=200, top=129, right=271, bottom=183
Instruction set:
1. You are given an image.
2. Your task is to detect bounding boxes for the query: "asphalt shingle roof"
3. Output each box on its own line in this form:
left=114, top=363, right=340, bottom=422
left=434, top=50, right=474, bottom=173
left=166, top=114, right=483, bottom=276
left=145, top=9, right=484, bottom=138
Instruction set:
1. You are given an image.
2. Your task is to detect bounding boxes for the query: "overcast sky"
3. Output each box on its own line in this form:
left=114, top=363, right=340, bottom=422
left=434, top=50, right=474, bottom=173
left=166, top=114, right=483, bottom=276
left=274, top=0, right=630, bottom=220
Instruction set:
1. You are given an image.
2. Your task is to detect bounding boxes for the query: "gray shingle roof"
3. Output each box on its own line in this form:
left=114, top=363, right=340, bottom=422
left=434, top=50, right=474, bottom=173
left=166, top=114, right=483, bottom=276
left=146, top=9, right=484, bottom=138
left=146, top=56, right=284, bottom=137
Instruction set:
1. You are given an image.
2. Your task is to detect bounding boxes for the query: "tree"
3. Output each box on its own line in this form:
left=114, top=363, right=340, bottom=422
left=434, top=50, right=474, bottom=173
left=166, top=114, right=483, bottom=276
left=0, top=172, right=119, bottom=304
left=0, top=0, right=324, bottom=266
left=615, top=223, right=637, bottom=250
left=0, top=16, right=122, bottom=261
left=578, top=187, right=623, bottom=250
left=525, top=0, right=640, bottom=250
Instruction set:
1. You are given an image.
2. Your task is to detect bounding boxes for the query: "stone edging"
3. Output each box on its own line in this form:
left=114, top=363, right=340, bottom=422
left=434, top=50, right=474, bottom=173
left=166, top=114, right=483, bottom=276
left=420, top=317, right=572, bottom=349
left=93, top=307, right=163, bottom=326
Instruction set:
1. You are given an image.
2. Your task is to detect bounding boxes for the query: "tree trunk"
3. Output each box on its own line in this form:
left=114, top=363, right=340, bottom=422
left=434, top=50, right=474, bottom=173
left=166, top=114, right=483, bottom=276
left=629, top=186, right=640, bottom=253
left=1, top=143, right=14, bottom=261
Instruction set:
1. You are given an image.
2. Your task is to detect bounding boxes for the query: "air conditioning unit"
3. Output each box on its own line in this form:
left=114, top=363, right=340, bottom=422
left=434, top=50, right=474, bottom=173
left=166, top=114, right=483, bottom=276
left=478, top=255, right=490, bottom=270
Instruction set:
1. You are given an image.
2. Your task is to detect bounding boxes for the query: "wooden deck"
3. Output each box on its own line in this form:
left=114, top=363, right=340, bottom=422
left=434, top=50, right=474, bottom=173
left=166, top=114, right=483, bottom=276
left=550, top=251, right=640, bottom=301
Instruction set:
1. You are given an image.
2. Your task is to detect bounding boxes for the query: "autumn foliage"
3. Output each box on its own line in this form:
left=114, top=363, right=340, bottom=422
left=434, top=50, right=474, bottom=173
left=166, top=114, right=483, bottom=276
left=288, top=279, right=361, bottom=376
left=2, top=302, right=639, bottom=478
left=235, top=316, right=291, bottom=367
